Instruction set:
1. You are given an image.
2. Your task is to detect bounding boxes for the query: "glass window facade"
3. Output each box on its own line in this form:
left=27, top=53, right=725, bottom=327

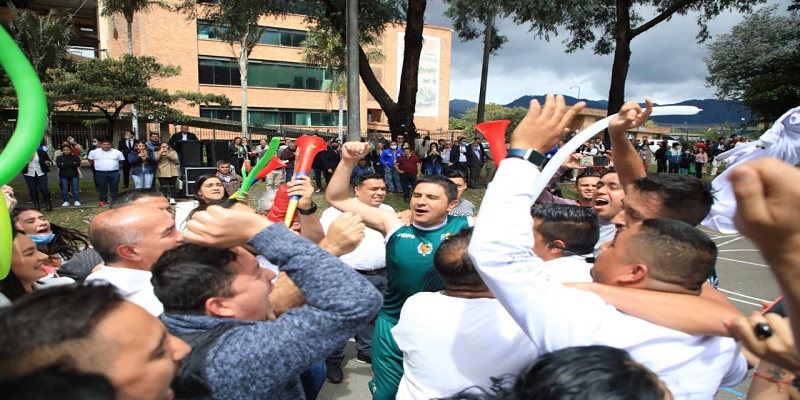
left=198, top=20, right=307, bottom=48
left=200, top=107, right=346, bottom=127
left=200, top=57, right=330, bottom=90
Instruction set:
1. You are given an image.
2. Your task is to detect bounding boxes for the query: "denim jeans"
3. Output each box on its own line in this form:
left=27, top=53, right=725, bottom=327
left=95, top=170, right=120, bottom=202
left=426, top=164, right=441, bottom=176
left=383, top=168, right=401, bottom=192
left=23, top=174, right=50, bottom=203
left=60, top=177, right=80, bottom=203
left=132, top=172, right=154, bottom=189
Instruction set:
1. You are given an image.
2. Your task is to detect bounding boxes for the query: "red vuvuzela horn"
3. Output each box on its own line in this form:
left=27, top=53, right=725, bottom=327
left=285, top=135, right=328, bottom=227
left=475, top=120, right=510, bottom=168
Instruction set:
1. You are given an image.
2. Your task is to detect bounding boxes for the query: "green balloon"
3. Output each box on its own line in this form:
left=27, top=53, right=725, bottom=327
left=0, top=26, right=48, bottom=279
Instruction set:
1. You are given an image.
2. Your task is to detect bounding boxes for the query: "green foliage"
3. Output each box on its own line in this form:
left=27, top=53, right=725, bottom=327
left=5, top=4, right=75, bottom=79
left=450, top=103, right=528, bottom=138
left=100, top=0, right=172, bottom=22
left=705, top=6, right=800, bottom=124
left=46, top=55, right=230, bottom=134
left=443, top=0, right=507, bottom=54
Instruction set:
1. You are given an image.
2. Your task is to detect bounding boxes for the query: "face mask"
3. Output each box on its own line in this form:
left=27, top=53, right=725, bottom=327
left=40, top=146, right=48, bottom=152
left=390, top=145, right=397, bottom=150
left=92, top=141, right=98, bottom=145
left=28, top=233, right=55, bottom=245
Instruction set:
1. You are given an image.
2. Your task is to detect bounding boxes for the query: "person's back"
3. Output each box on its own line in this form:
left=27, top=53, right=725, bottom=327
left=393, top=228, right=537, bottom=399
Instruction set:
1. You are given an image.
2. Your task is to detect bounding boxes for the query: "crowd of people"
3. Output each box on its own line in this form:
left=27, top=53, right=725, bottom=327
left=2, top=95, right=799, bottom=400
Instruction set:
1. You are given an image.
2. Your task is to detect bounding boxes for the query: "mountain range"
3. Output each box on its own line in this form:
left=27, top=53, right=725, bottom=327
left=450, top=96, right=752, bottom=126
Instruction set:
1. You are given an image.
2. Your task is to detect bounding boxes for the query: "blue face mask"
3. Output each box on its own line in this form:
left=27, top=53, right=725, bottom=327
left=28, top=233, right=55, bottom=245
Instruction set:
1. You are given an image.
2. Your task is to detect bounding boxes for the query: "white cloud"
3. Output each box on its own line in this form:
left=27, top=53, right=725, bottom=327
left=428, top=0, right=792, bottom=104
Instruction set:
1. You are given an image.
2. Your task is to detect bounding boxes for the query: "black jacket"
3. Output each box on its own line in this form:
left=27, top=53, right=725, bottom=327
left=168, top=132, right=200, bottom=151
left=56, top=154, right=82, bottom=178
left=21, top=149, right=51, bottom=175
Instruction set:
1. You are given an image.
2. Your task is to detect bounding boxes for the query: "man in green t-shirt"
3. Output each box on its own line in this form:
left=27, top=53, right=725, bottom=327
left=326, top=142, right=473, bottom=399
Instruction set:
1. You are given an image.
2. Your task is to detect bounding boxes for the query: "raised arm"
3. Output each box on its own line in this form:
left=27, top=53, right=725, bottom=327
left=325, top=142, right=401, bottom=236
left=183, top=206, right=383, bottom=396
left=607, top=99, right=653, bottom=190
left=286, top=175, right=325, bottom=243
left=731, top=158, right=800, bottom=351
left=568, top=281, right=741, bottom=336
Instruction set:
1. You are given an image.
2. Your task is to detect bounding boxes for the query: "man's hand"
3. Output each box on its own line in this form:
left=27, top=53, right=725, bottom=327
left=608, top=99, right=653, bottom=137
left=726, top=313, right=800, bottom=374
left=185, top=205, right=272, bottom=248
left=561, top=153, right=587, bottom=171
left=510, top=94, right=585, bottom=151
left=341, top=142, right=370, bottom=162
left=318, top=212, right=365, bottom=256
left=731, top=158, right=800, bottom=254
left=287, top=175, right=314, bottom=210
left=396, top=210, right=413, bottom=226
left=2, top=185, right=17, bottom=211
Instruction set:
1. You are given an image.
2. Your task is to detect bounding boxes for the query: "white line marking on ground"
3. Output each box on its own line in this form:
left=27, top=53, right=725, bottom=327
left=718, top=257, right=768, bottom=268
left=726, top=297, right=763, bottom=307
left=718, top=288, right=771, bottom=303
left=718, top=249, right=760, bottom=252
left=717, top=236, right=745, bottom=247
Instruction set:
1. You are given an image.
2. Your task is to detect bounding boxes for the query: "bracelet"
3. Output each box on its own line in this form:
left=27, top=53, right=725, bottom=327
left=754, top=371, right=792, bottom=392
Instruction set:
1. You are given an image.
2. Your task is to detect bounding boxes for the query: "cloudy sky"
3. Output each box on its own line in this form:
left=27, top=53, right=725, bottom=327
left=423, top=0, right=791, bottom=104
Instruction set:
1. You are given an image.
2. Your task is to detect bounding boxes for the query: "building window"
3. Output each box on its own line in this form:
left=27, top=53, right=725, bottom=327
left=201, top=57, right=330, bottom=90
left=201, top=107, right=346, bottom=127
left=199, top=58, right=241, bottom=86
left=198, top=20, right=307, bottom=48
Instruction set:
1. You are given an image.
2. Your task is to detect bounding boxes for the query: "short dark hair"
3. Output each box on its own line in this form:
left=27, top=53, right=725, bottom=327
left=443, top=169, right=467, bottom=181
left=433, top=227, right=483, bottom=286
left=414, top=174, right=458, bottom=203
left=631, top=174, right=714, bottom=226
left=60, top=144, right=72, bottom=152
left=0, top=365, right=116, bottom=400
left=630, top=218, right=717, bottom=291
left=99, top=138, right=112, bottom=144
left=575, top=170, right=601, bottom=184
left=0, top=283, right=125, bottom=380
left=532, top=204, right=599, bottom=255
left=354, top=174, right=385, bottom=187
left=109, top=188, right=163, bottom=209
left=514, top=346, right=666, bottom=400
left=151, top=244, right=238, bottom=314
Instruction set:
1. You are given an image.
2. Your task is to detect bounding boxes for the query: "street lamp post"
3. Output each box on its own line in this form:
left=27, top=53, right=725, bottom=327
left=569, top=85, right=581, bottom=100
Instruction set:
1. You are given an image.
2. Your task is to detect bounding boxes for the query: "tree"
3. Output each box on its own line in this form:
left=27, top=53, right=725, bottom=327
left=177, top=0, right=288, bottom=138
left=313, top=0, right=433, bottom=141
left=451, top=103, right=528, bottom=139
left=705, top=6, right=800, bottom=124
left=301, top=25, right=383, bottom=141
left=48, top=55, right=230, bottom=140
left=443, top=0, right=507, bottom=125
left=504, top=0, right=763, bottom=117
left=4, top=4, right=74, bottom=80
left=100, top=0, right=172, bottom=137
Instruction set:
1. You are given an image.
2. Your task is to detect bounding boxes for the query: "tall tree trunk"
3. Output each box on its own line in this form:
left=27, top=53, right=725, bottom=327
left=605, top=0, right=633, bottom=149
left=392, top=0, right=427, bottom=141
left=476, top=11, right=493, bottom=127
left=126, top=18, right=140, bottom=138
left=239, top=37, right=249, bottom=139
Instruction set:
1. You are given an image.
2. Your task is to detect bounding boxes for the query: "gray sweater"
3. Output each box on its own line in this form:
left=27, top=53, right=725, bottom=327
left=162, top=223, right=383, bottom=399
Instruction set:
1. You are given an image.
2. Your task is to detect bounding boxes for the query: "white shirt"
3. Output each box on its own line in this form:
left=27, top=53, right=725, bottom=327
left=535, top=255, right=593, bottom=283
left=86, top=265, right=163, bottom=316
left=24, top=153, right=44, bottom=177
left=88, top=148, right=124, bottom=171
left=319, top=202, right=394, bottom=271
left=595, top=218, right=617, bottom=256
left=393, top=292, right=538, bottom=400
left=470, top=158, right=747, bottom=399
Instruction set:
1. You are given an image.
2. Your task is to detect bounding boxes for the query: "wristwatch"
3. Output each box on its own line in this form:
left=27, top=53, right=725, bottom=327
left=298, top=201, right=318, bottom=215
left=506, top=148, right=545, bottom=167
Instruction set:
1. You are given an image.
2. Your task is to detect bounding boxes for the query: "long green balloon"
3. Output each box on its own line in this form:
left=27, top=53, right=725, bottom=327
left=231, top=137, right=280, bottom=198
left=0, top=26, right=48, bottom=280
